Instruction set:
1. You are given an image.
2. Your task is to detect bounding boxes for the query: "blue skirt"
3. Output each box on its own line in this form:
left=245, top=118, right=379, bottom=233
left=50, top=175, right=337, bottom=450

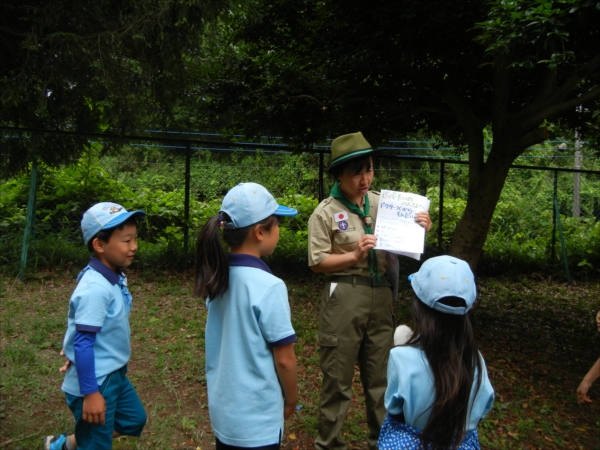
left=377, top=415, right=480, bottom=450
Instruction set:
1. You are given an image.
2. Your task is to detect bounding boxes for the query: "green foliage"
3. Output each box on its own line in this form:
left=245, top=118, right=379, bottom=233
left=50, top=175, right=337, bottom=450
left=474, top=0, right=583, bottom=69
left=0, top=0, right=240, bottom=175
left=479, top=167, right=600, bottom=275
left=0, top=178, right=28, bottom=229
left=267, top=194, right=319, bottom=276
left=189, top=0, right=600, bottom=266
left=2, top=147, right=599, bottom=279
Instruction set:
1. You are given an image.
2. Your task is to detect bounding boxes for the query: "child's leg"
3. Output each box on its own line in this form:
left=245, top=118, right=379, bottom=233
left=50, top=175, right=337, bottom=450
left=65, top=366, right=137, bottom=450
left=42, top=433, right=76, bottom=450
left=112, top=374, right=146, bottom=438
left=65, top=392, right=113, bottom=450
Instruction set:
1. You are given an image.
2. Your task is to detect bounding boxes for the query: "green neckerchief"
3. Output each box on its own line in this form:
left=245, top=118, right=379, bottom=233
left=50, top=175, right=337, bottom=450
left=330, top=181, right=381, bottom=280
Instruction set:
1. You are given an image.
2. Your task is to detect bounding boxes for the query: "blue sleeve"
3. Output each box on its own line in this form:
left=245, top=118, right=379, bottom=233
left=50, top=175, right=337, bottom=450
left=74, top=330, right=98, bottom=395
left=384, top=351, right=405, bottom=416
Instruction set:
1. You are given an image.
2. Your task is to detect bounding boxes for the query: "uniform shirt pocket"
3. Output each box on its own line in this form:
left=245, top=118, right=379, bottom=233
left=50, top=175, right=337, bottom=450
left=332, top=230, right=361, bottom=253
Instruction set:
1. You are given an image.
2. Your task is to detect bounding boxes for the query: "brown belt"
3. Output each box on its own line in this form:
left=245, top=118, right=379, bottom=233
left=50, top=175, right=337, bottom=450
left=328, top=275, right=390, bottom=287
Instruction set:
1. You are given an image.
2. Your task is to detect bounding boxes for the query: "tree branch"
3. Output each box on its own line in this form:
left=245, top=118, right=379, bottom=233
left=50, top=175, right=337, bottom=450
left=443, top=91, right=485, bottom=180
left=376, top=104, right=457, bottom=127
left=415, top=105, right=455, bottom=117
left=533, top=66, right=557, bottom=103
left=549, top=52, right=600, bottom=103
left=288, top=94, right=326, bottom=107
left=513, top=127, right=548, bottom=152
left=520, top=84, right=600, bottom=132
left=491, top=53, right=510, bottom=132
left=516, top=52, right=600, bottom=125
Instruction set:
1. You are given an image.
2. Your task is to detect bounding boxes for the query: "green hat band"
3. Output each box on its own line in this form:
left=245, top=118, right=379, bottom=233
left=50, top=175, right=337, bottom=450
left=331, top=147, right=373, bottom=165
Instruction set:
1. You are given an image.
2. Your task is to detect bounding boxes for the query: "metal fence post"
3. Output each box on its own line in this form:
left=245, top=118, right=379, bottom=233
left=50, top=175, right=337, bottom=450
left=554, top=194, right=571, bottom=284
left=438, top=161, right=445, bottom=253
left=19, top=133, right=40, bottom=281
left=318, top=151, right=324, bottom=202
left=184, top=141, right=191, bottom=255
left=551, top=170, right=557, bottom=261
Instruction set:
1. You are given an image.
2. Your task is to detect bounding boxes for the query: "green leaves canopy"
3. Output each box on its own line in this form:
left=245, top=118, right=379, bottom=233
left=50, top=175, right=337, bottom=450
left=0, top=0, right=235, bottom=174
left=198, top=0, right=600, bottom=147
left=195, top=0, right=600, bottom=267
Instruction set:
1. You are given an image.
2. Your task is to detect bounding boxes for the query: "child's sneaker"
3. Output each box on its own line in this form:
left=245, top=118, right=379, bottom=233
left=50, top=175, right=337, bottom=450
left=42, top=433, right=67, bottom=450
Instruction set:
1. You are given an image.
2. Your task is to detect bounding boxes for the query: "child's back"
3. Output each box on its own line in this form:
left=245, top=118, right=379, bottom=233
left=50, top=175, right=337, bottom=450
left=206, top=255, right=295, bottom=446
left=195, top=183, right=298, bottom=449
left=378, top=256, right=494, bottom=450
left=386, top=345, right=493, bottom=433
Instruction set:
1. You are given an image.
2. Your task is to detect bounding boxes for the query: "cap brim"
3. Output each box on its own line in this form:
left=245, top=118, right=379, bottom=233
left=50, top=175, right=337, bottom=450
left=274, top=205, right=298, bottom=217
left=102, top=210, right=146, bottom=230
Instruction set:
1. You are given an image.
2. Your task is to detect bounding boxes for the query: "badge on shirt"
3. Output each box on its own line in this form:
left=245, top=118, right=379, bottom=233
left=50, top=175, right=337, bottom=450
left=338, top=220, right=349, bottom=230
left=334, top=211, right=349, bottom=222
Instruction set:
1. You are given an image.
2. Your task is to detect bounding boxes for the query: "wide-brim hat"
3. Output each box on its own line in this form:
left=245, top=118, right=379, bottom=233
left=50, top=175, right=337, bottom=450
left=328, top=132, right=375, bottom=170
left=81, top=202, right=146, bottom=244
left=221, top=182, right=298, bottom=229
left=408, top=255, right=476, bottom=315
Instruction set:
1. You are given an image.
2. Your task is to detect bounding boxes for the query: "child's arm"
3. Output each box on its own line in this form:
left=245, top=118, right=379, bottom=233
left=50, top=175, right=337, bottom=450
left=577, top=357, right=600, bottom=404
left=59, top=348, right=71, bottom=373
left=83, top=392, right=106, bottom=425
left=273, top=343, right=297, bottom=419
left=74, top=330, right=107, bottom=424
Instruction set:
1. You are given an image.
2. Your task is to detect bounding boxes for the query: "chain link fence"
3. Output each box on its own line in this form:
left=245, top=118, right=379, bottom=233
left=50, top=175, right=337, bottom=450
left=1, top=128, right=599, bottom=279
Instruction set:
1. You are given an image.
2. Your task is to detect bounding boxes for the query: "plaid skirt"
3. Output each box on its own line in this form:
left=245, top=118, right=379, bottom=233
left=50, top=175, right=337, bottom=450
left=377, top=415, right=480, bottom=450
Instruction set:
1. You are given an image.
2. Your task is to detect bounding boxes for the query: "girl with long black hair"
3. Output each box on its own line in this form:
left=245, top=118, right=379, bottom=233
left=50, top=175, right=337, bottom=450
left=378, top=256, right=494, bottom=450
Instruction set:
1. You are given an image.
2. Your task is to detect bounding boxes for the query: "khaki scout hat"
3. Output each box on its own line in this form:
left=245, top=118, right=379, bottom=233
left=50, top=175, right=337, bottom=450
left=328, top=132, right=375, bottom=170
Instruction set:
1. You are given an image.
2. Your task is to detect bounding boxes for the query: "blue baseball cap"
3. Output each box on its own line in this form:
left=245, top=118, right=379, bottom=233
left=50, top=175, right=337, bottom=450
left=220, top=183, right=298, bottom=229
left=409, top=255, right=476, bottom=315
left=81, top=202, right=146, bottom=244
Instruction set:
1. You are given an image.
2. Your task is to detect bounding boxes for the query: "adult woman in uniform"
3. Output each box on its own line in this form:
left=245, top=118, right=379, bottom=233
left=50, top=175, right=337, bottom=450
left=308, top=132, right=432, bottom=450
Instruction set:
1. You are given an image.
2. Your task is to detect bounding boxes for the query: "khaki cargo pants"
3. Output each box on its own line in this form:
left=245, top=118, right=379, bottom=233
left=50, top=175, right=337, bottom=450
left=314, top=279, right=394, bottom=450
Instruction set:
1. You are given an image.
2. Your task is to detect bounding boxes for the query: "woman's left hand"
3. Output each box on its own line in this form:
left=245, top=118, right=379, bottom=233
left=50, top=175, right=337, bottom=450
left=415, top=212, right=432, bottom=232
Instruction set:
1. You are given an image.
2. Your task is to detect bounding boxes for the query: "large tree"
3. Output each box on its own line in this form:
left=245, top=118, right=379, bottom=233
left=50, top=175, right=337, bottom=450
left=198, top=0, right=600, bottom=268
left=0, top=0, right=237, bottom=174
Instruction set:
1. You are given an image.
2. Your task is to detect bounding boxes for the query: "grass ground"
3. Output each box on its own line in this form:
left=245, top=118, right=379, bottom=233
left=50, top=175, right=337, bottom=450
left=1, top=269, right=599, bottom=449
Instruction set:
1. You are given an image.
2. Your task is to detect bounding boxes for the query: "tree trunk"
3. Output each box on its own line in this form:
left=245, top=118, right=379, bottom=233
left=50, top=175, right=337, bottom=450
left=449, top=142, right=515, bottom=269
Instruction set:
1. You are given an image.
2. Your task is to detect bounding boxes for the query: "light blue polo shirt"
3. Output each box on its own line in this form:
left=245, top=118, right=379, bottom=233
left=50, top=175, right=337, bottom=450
left=62, top=258, right=131, bottom=397
left=385, top=346, right=494, bottom=431
left=205, top=254, right=296, bottom=448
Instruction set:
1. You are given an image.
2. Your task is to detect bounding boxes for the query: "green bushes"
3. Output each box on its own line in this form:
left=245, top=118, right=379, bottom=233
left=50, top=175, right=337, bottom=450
left=1, top=147, right=599, bottom=279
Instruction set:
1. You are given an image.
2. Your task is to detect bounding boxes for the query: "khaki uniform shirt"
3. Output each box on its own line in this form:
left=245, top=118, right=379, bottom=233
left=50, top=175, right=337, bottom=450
left=308, top=190, right=389, bottom=277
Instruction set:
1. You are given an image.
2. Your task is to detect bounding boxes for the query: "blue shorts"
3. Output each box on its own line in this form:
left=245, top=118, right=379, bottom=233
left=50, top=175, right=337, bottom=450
left=65, top=365, right=146, bottom=450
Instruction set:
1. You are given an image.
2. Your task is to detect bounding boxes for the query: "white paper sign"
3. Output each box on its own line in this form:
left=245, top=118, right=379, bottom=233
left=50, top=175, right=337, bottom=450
left=374, top=190, right=430, bottom=260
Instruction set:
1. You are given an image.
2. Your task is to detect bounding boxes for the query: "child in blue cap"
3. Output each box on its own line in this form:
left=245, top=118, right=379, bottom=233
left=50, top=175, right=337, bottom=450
left=194, top=182, right=299, bottom=449
left=378, top=255, right=495, bottom=450
left=44, top=203, right=147, bottom=450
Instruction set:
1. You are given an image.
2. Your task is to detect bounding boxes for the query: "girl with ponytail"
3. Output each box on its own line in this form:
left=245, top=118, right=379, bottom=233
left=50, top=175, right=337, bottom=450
left=194, top=182, right=299, bottom=450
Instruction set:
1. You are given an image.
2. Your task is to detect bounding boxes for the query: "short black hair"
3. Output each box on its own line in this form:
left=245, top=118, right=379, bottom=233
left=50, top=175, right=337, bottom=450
left=328, top=154, right=374, bottom=179
left=87, top=217, right=139, bottom=252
